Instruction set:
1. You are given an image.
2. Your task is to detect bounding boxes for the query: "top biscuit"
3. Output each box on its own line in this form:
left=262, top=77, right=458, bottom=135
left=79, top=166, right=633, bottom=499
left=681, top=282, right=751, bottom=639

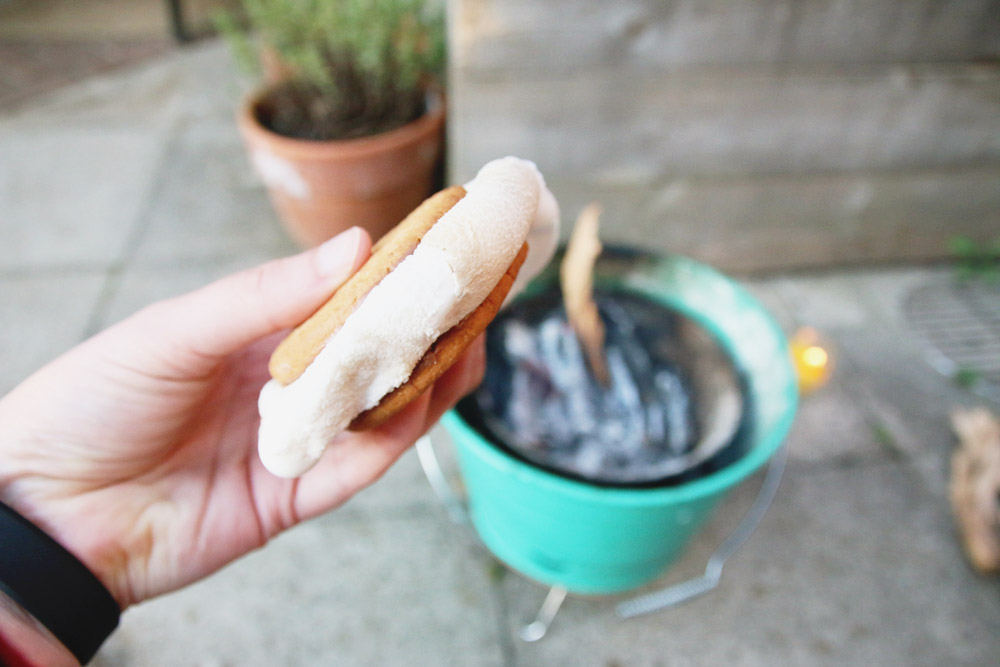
left=269, top=185, right=468, bottom=386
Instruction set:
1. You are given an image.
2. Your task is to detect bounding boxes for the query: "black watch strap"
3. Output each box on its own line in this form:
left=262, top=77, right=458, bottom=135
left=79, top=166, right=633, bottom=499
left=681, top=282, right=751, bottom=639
left=0, top=501, right=120, bottom=664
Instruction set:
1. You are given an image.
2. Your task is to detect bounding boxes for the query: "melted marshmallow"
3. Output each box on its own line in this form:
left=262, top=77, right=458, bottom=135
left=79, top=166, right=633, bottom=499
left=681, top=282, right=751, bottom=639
left=257, top=157, right=560, bottom=477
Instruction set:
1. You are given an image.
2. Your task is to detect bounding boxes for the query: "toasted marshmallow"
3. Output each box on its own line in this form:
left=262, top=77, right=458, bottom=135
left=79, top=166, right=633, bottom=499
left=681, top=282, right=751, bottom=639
left=257, top=157, right=560, bottom=477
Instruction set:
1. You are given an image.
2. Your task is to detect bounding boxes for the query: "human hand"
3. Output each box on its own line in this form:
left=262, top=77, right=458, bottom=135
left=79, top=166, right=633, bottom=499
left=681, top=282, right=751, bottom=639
left=0, top=227, right=485, bottom=611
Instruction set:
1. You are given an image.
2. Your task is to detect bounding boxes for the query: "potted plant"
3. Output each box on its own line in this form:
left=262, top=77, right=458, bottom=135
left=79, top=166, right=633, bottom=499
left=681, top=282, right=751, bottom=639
left=217, top=0, right=447, bottom=246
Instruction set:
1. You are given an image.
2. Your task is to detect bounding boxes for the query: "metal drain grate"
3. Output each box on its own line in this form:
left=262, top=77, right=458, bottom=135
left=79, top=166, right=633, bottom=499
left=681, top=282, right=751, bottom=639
left=905, top=279, right=1000, bottom=403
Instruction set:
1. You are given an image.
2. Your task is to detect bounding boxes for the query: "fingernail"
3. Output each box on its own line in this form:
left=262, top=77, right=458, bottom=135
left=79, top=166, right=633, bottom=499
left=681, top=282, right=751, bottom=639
left=315, top=227, right=363, bottom=282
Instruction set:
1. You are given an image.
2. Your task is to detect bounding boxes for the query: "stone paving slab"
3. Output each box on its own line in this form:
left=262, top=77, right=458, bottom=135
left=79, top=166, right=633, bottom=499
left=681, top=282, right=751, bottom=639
left=0, top=123, right=168, bottom=270
left=497, top=461, right=1000, bottom=667
left=780, top=375, right=888, bottom=465
left=0, top=39, right=171, bottom=111
left=3, top=41, right=245, bottom=127
left=96, top=510, right=506, bottom=667
left=0, top=0, right=167, bottom=40
left=833, top=328, right=980, bottom=474
left=130, top=120, right=295, bottom=266
left=0, top=270, right=108, bottom=394
left=96, top=252, right=286, bottom=329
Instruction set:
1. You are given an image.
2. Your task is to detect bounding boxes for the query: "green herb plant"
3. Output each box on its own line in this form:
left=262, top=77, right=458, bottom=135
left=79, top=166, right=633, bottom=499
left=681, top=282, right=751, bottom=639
left=949, top=235, right=1000, bottom=283
left=217, top=0, right=446, bottom=141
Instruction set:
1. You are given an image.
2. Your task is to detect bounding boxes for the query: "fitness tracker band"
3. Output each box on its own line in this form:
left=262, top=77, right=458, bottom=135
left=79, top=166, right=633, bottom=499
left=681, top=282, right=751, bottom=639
left=0, top=501, right=120, bottom=664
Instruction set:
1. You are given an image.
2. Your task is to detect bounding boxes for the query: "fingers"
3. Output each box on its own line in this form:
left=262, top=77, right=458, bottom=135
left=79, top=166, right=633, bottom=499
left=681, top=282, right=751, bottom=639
left=288, top=336, right=487, bottom=522
left=289, top=391, right=433, bottom=520
left=148, top=228, right=371, bottom=362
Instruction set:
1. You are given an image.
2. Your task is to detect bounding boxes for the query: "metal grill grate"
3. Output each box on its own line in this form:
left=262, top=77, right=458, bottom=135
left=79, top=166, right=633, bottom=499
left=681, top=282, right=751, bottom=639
left=905, top=279, right=1000, bottom=403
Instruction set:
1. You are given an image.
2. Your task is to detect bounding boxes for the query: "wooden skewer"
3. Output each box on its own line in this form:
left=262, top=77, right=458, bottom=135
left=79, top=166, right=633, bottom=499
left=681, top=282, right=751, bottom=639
left=560, top=202, right=610, bottom=386
left=950, top=407, right=1000, bottom=574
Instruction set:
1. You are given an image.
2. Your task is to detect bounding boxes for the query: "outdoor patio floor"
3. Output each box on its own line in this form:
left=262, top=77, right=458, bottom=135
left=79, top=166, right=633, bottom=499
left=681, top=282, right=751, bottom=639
left=1, top=40, right=998, bottom=666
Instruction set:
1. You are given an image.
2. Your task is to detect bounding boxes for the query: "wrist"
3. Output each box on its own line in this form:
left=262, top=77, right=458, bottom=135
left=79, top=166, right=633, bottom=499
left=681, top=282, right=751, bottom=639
left=0, top=501, right=120, bottom=664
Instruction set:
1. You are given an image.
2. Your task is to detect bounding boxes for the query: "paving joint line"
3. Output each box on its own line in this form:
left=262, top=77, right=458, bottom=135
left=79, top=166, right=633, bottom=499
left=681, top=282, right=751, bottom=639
left=81, top=117, right=183, bottom=339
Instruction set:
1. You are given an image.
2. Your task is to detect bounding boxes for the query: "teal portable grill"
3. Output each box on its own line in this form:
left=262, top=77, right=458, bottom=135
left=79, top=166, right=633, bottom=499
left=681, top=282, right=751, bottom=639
left=421, top=248, right=798, bottom=638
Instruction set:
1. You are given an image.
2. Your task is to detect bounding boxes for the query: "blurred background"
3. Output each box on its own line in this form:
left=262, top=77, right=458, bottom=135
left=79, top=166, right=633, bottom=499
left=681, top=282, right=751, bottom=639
left=446, top=0, right=1000, bottom=271
left=3, top=0, right=998, bottom=271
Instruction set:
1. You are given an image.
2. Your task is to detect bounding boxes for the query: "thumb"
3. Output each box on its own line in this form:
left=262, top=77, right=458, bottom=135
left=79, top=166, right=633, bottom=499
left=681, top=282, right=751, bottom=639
left=150, top=227, right=371, bottom=361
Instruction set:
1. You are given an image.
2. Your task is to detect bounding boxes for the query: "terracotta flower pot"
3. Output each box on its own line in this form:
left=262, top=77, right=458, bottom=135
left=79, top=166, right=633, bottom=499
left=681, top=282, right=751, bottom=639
left=238, top=87, right=446, bottom=247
